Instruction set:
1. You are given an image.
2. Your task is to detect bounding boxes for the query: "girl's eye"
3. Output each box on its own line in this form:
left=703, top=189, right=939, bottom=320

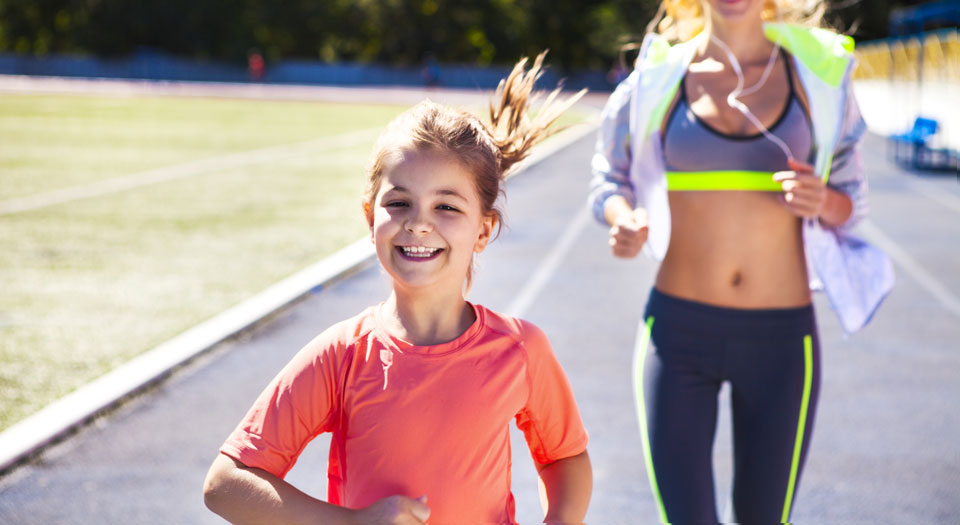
left=437, top=204, right=460, bottom=212
left=385, top=201, right=408, bottom=208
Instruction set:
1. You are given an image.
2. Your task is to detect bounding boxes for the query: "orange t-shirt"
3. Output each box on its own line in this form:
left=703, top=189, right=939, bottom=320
left=220, top=302, right=588, bottom=523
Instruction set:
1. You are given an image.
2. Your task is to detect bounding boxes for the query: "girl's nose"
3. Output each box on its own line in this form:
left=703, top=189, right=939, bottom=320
left=404, top=207, right=434, bottom=233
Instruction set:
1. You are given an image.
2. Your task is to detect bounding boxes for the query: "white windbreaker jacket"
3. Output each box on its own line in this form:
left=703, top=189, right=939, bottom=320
left=589, top=23, right=894, bottom=333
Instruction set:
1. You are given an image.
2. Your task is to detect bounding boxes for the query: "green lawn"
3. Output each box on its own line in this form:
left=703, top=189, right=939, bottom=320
left=0, top=91, right=587, bottom=433
left=0, top=93, right=408, bottom=431
left=0, top=95, right=405, bottom=200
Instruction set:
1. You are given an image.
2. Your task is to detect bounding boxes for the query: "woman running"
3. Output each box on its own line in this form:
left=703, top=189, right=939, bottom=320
left=589, top=0, right=893, bottom=522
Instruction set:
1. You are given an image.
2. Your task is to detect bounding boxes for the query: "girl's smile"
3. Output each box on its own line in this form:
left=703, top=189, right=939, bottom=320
left=396, top=245, right=443, bottom=260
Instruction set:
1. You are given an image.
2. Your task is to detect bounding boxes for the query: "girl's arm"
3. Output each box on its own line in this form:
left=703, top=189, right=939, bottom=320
left=203, top=454, right=430, bottom=525
left=535, top=450, right=593, bottom=524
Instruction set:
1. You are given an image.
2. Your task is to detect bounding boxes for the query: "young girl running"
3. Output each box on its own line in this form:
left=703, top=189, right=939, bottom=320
left=204, top=53, right=591, bottom=524
left=591, top=0, right=892, bottom=522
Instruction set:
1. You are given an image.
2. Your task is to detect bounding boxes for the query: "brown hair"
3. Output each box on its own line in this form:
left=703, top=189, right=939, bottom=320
left=362, top=51, right=585, bottom=233
left=651, top=0, right=826, bottom=43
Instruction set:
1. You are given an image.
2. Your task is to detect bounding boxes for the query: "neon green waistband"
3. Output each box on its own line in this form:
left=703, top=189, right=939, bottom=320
left=666, top=171, right=782, bottom=192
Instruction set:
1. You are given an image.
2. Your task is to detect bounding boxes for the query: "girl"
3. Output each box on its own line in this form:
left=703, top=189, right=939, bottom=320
left=590, top=0, right=892, bottom=522
left=204, top=53, right=592, bottom=524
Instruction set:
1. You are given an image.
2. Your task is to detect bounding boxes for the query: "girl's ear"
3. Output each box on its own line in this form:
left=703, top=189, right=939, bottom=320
left=362, top=201, right=376, bottom=244
left=473, top=213, right=497, bottom=253
left=363, top=201, right=374, bottom=228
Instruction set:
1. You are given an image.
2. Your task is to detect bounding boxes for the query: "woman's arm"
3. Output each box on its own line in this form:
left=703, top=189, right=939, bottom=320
left=203, top=454, right=430, bottom=525
left=590, top=73, right=653, bottom=258
left=604, top=196, right=649, bottom=258
left=535, top=450, right=593, bottom=524
left=589, top=73, right=637, bottom=225
left=820, top=185, right=854, bottom=227
left=774, top=158, right=853, bottom=227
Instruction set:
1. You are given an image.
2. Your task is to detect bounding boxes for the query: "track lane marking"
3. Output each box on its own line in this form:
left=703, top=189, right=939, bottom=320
left=859, top=219, right=960, bottom=318
left=505, top=206, right=590, bottom=318
left=904, top=178, right=960, bottom=216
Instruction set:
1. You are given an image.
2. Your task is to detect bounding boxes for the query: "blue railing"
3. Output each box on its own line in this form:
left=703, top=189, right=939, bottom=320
left=0, top=51, right=614, bottom=91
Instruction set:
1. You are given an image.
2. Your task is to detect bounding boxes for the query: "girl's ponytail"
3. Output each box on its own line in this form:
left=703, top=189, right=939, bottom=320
left=486, top=51, right=586, bottom=177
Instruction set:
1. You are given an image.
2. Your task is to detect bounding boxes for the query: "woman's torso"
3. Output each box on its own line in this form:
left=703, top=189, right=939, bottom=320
left=656, top=48, right=814, bottom=309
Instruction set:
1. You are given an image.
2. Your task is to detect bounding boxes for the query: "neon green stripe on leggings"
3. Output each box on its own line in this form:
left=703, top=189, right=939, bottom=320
left=782, top=334, right=814, bottom=524
left=634, top=316, right=669, bottom=523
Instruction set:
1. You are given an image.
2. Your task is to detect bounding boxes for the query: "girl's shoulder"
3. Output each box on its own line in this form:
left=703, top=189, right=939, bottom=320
left=473, top=303, right=552, bottom=353
left=298, top=306, right=380, bottom=360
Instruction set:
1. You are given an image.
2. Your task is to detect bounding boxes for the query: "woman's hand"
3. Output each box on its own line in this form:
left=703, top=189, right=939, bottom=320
left=351, top=495, right=430, bottom=525
left=608, top=205, right=649, bottom=259
left=774, top=158, right=826, bottom=218
left=774, top=158, right=854, bottom=227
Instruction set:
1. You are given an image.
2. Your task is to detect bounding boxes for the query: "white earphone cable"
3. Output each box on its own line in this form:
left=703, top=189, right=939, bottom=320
left=708, top=33, right=794, bottom=162
left=706, top=2, right=794, bottom=162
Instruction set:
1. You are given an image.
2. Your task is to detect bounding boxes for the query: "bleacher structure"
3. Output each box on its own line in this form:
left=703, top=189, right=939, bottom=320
left=854, top=2, right=959, bottom=172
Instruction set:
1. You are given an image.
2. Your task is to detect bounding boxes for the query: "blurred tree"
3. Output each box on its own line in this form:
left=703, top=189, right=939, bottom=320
left=0, top=0, right=935, bottom=69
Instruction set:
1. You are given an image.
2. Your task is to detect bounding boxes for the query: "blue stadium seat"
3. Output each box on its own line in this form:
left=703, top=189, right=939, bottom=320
left=890, top=117, right=939, bottom=146
left=888, top=116, right=958, bottom=171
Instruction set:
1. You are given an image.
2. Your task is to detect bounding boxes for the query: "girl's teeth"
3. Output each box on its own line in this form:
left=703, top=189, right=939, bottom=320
left=402, top=246, right=439, bottom=257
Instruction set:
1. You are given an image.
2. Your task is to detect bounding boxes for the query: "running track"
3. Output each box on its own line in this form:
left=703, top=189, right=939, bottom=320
left=0, top=81, right=958, bottom=523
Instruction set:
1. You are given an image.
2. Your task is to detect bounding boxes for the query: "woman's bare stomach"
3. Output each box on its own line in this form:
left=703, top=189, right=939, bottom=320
left=655, top=191, right=812, bottom=309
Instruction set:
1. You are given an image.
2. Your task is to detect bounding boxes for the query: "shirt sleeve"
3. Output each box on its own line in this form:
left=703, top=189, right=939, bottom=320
left=515, top=320, right=589, bottom=466
left=219, top=332, right=345, bottom=479
left=588, top=71, right=637, bottom=225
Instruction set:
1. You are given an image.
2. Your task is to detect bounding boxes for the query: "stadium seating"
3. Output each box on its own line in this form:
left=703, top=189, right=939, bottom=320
left=888, top=116, right=958, bottom=171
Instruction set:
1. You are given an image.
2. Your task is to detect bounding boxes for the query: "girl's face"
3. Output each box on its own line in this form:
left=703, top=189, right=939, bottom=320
left=369, top=150, right=495, bottom=295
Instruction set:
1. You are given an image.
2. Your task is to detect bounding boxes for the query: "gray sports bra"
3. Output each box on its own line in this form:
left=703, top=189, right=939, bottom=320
left=662, top=51, right=813, bottom=191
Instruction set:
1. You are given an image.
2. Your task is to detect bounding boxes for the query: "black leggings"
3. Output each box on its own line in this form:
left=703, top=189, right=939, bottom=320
left=634, top=288, right=821, bottom=524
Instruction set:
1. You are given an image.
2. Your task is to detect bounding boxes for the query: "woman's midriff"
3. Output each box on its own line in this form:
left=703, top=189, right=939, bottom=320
left=655, top=190, right=812, bottom=309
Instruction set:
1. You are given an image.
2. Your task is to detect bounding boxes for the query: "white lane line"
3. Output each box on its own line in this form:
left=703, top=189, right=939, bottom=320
left=506, top=206, right=591, bottom=318
left=501, top=123, right=598, bottom=319
left=0, top=127, right=382, bottom=216
left=903, top=178, right=960, bottom=216
left=858, top=219, right=960, bottom=318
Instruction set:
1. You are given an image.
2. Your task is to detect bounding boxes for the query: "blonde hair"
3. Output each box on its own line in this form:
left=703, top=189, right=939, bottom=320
left=363, top=51, right=583, bottom=228
left=362, top=52, right=585, bottom=286
left=651, top=0, right=826, bottom=42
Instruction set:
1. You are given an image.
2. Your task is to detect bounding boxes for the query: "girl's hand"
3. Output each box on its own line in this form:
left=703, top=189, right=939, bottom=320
left=609, top=208, right=649, bottom=259
left=774, top=159, right=827, bottom=219
left=351, top=495, right=430, bottom=524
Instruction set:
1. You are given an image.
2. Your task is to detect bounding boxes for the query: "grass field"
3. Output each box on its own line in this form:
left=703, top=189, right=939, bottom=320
left=0, top=93, right=411, bottom=432
left=0, top=90, right=587, bottom=433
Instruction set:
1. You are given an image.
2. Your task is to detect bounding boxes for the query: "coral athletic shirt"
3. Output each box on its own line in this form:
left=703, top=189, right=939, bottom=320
left=220, top=302, right=588, bottom=523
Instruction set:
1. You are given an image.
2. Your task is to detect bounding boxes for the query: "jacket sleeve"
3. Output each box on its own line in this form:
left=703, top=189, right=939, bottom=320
left=588, top=71, right=637, bottom=225
left=825, top=76, right=869, bottom=230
